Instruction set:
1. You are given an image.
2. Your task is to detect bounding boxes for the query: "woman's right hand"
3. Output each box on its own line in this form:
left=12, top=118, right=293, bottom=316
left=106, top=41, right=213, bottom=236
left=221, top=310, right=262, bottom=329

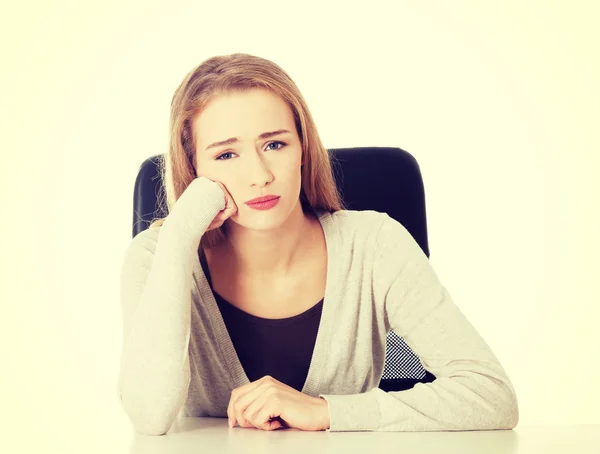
left=206, top=180, right=238, bottom=231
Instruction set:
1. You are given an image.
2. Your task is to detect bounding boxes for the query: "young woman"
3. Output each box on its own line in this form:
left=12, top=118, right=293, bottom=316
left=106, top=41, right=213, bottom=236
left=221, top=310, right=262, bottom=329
left=118, top=53, right=519, bottom=435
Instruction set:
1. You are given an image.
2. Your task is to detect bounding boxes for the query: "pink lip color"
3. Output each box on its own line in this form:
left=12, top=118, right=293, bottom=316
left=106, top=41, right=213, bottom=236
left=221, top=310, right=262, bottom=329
left=245, top=197, right=280, bottom=210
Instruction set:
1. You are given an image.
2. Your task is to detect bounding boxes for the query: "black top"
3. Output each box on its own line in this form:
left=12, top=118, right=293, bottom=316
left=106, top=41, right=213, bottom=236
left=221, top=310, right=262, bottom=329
left=199, top=252, right=323, bottom=392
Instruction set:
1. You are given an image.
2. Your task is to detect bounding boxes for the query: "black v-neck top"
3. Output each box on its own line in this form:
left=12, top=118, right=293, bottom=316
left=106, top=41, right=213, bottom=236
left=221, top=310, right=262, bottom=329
left=199, top=252, right=324, bottom=392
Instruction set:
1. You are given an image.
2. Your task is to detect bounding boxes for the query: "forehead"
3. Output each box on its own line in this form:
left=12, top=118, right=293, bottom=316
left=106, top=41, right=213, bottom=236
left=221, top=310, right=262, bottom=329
left=193, top=89, right=294, bottom=145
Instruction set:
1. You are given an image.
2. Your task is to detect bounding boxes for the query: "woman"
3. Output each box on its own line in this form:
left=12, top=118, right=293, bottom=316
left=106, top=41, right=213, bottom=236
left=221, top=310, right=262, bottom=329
left=118, top=53, right=519, bottom=435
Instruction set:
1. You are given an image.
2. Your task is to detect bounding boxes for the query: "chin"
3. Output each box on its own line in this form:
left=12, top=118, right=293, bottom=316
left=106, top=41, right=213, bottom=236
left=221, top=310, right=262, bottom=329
left=231, top=220, right=282, bottom=232
left=232, top=205, right=293, bottom=229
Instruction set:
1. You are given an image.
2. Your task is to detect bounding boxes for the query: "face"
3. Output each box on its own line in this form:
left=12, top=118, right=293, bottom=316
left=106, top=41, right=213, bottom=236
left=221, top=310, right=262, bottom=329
left=193, top=89, right=304, bottom=231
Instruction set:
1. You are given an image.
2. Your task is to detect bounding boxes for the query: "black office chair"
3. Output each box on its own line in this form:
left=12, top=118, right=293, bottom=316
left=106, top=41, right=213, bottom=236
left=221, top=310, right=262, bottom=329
left=132, top=146, right=436, bottom=392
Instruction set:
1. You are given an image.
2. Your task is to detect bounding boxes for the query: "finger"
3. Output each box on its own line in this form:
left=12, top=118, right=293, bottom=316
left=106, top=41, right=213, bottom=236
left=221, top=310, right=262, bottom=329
left=270, top=419, right=283, bottom=430
left=261, top=418, right=283, bottom=431
left=244, top=394, right=282, bottom=430
left=232, top=382, right=271, bottom=428
left=227, top=376, right=274, bottom=427
left=225, top=195, right=236, bottom=211
left=236, top=386, right=265, bottom=428
left=220, top=206, right=231, bottom=218
left=244, top=390, right=273, bottom=429
left=225, top=205, right=237, bottom=217
left=227, top=385, right=255, bottom=427
left=217, top=209, right=230, bottom=221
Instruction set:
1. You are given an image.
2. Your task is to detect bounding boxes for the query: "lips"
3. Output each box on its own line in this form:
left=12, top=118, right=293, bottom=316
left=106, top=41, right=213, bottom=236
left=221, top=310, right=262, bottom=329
left=245, top=195, right=280, bottom=205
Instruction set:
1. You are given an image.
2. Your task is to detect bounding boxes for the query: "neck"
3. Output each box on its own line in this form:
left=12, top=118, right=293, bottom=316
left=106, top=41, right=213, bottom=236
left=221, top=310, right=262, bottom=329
left=220, top=201, right=316, bottom=278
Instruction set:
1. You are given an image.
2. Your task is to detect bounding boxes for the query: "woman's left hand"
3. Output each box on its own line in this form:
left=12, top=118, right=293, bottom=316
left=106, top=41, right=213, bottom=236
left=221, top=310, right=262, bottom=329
left=227, top=375, right=330, bottom=431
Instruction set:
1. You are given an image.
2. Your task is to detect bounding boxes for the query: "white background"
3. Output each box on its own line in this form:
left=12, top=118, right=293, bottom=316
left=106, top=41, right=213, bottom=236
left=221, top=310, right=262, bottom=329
left=2, top=0, right=598, bottom=451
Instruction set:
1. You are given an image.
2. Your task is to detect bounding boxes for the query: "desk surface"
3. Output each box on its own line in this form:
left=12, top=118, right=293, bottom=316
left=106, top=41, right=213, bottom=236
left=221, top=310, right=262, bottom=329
left=126, top=418, right=600, bottom=454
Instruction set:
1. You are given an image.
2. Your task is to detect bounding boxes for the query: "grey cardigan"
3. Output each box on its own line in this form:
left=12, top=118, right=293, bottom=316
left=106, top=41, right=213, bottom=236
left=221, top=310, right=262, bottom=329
left=117, top=176, right=519, bottom=434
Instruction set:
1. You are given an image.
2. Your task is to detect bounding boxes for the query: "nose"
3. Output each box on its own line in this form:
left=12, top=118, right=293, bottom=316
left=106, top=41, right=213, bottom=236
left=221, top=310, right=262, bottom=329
left=247, top=148, right=274, bottom=187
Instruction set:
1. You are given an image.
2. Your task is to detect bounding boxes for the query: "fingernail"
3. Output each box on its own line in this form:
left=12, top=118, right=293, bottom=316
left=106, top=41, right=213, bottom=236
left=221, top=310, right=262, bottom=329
left=228, top=419, right=233, bottom=428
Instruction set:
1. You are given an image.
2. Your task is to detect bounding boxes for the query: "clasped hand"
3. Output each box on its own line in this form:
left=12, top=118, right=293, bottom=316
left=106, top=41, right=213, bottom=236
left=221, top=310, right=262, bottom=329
left=227, top=375, right=329, bottom=431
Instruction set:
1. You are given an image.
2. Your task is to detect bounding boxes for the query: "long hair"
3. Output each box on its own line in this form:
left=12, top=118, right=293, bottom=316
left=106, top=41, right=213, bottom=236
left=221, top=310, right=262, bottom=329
left=148, top=53, right=346, bottom=251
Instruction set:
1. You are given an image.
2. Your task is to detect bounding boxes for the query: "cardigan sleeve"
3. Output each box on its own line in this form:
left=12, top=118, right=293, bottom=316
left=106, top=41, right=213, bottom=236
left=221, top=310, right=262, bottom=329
left=319, top=213, right=519, bottom=432
left=117, top=176, right=225, bottom=435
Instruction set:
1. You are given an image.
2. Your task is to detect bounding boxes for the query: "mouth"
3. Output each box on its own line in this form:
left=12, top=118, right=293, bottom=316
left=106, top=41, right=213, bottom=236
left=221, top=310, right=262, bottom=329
left=244, top=196, right=281, bottom=210
left=245, top=196, right=280, bottom=205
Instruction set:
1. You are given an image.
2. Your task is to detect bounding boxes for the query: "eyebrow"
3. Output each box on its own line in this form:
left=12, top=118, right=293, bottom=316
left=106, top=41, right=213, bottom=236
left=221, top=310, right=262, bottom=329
left=204, top=129, right=292, bottom=151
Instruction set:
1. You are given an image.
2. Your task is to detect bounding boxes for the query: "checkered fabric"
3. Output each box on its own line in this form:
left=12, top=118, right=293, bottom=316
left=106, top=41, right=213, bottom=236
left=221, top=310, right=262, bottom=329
left=381, top=330, right=426, bottom=380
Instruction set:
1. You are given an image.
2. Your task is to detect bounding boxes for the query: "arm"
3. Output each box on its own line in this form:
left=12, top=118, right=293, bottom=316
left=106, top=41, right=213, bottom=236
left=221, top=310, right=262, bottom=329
left=320, top=214, right=519, bottom=432
left=117, top=177, right=225, bottom=435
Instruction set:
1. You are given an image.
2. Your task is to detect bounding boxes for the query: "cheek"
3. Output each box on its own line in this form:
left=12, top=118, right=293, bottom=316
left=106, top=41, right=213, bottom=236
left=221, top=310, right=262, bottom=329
left=282, top=153, right=303, bottom=174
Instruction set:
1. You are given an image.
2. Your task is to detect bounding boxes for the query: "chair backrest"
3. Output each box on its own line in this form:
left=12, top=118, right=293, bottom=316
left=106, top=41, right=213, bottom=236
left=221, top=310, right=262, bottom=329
left=132, top=146, right=436, bottom=390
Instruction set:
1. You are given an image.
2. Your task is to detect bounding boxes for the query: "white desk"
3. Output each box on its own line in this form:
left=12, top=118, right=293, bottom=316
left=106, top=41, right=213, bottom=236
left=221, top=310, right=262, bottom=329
left=128, top=418, right=600, bottom=454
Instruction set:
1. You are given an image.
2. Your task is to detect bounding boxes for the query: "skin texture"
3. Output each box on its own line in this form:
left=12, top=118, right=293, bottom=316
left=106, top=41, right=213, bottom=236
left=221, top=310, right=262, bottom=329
left=226, top=375, right=330, bottom=431
left=193, top=89, right=330, bottom=431
left=193, top=88, right=313, bottom=279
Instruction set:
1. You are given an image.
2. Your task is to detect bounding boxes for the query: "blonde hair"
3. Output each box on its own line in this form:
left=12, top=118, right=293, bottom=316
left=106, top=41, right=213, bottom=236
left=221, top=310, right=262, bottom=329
left=148, top=53, right=346, bottom=252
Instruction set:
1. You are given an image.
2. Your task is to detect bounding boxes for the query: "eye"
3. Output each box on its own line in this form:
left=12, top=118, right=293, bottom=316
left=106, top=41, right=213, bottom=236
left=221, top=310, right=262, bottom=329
left=215, top=152, right=235, bottom=161
left=215, top=141, right=286, bottom=161
left=266, top=140, right=286, bottom=151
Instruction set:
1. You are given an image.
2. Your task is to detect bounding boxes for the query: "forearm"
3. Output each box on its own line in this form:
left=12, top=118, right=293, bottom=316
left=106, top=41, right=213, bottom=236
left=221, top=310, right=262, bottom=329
left=118, top=224, right=196, bottom=434
left=118, top=177, right=225, bottom=434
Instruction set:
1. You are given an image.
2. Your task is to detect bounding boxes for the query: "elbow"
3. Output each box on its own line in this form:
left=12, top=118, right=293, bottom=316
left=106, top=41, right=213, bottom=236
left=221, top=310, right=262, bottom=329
left=119, top=387, right=185, bottom=436
left=487, top=383, right=519, bottom=430
left=500, top=388, right=519, bottom=430
left=132, top=418, right=173, bottom=436
left=468, top=377, right=520, bottom=431
left=117, top=360, right=190, bottom=436
left=119, top=391, right=177, bottom=436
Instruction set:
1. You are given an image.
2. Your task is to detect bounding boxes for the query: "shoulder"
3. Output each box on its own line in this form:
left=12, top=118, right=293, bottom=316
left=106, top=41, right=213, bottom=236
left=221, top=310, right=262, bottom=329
left=328, top=208, right=389, bottom=233
left=323, top=208, right=414, bottom=250
left=318, top=208, right=390, bottom=245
